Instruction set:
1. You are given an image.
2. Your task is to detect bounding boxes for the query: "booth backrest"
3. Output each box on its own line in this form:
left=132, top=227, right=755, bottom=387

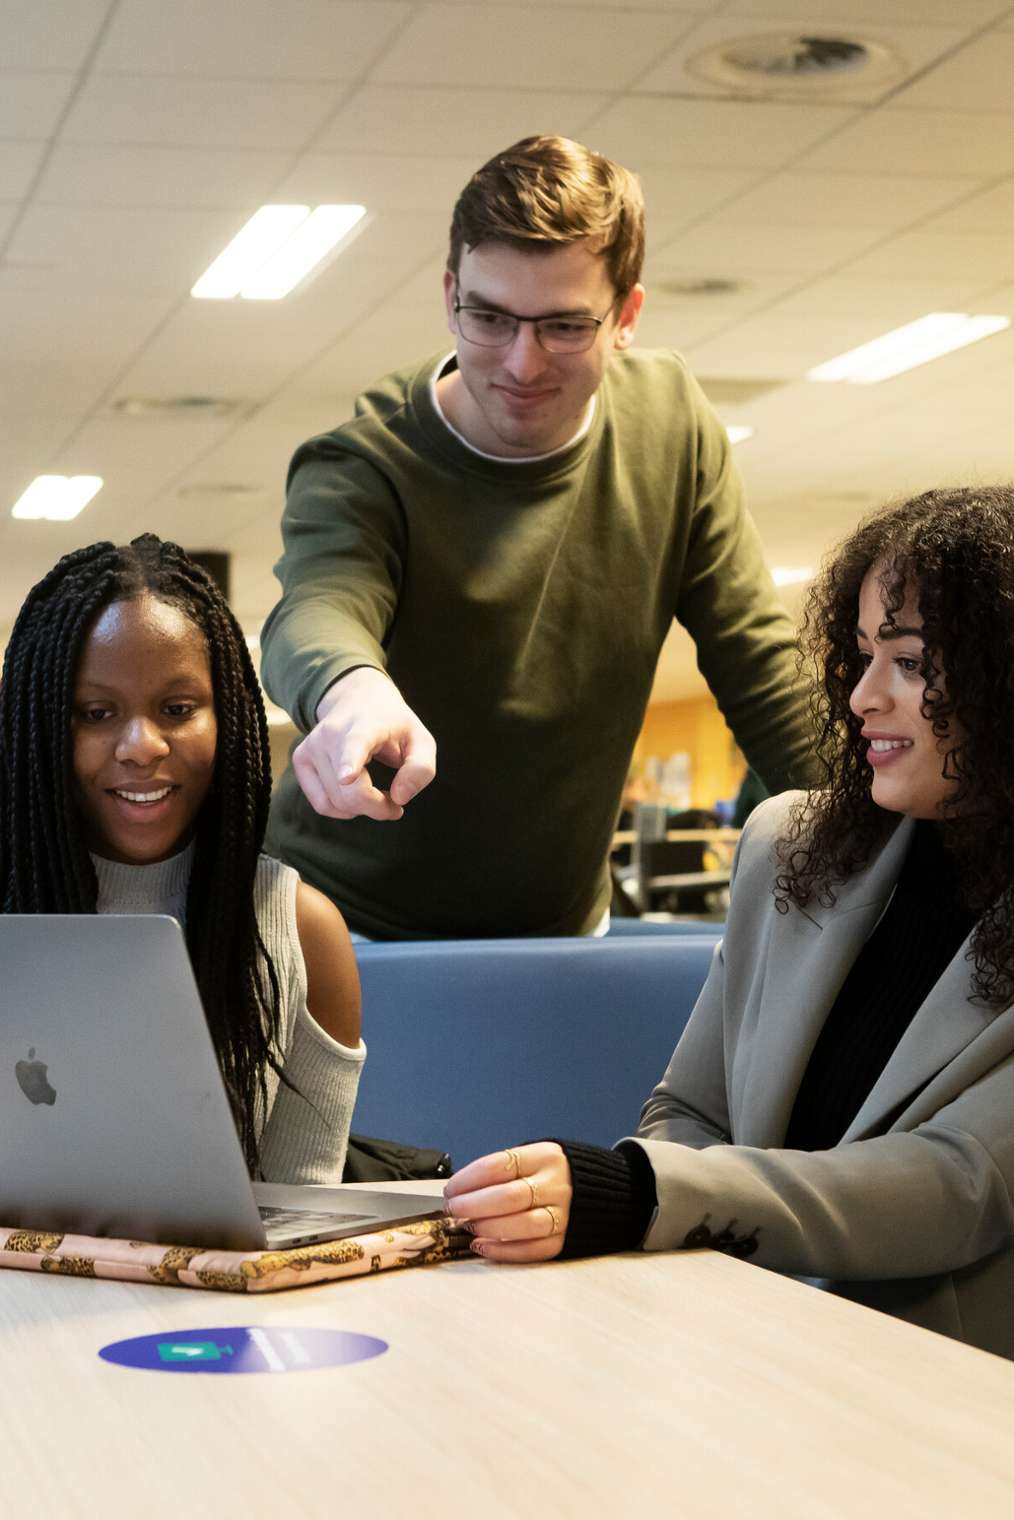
left=352, top=934, right=721, bottom=1167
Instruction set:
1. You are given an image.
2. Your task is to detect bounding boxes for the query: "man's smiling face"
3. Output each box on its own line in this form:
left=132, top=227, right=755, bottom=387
left=440, top=239, right=643, bottom=458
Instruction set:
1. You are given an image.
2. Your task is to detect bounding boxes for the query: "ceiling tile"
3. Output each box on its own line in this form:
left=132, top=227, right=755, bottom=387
left=799, top=109, right=1014, bottom=177
left=647, top=218, right=883, bottom=278
left=285, top=305, right=452, bottom=405
left=0, top=142, right=46, bottom=200
left=273, top=152, right=479, bottom=213
left=923, top=180, right=1014, bottom=234
left=635, top=272, right=803, bottom=351
left=726, top=0, right=1010, bottom=26
left=313, top=85, right=609, bottom=158
left=710, top=169, right=980, bottom=230
left=0, top=70, right=77, bottom=136
left=7, top=204, right=252, bottom=295
left=754, top=273, right=1002, bottom=326
left=369, top=3, right=696, bottom=90
left=886, top=31, right=1014, bottom=113
left=622, top=165, right=755, bottom=225
left=844, top=229, right=1014, bottom=287
left=635, top=13, right=967, bottom=105
left=587, top=96, right=858, bottom=170
left=0, top=286, right=168, bottom=364
left=61, top=74, right=344, bottom=150
left=94, top=0, right=410, bottom=79
left=35, top=144, right=294, bottom=209
left=0, top=353, right=139, bottom=422
left=465, top=0, right=718, bottom=8
left=0, top=0, right=110, bottom=68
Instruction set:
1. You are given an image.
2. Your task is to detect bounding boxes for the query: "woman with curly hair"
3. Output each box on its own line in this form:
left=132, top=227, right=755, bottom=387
left=0, top=534, right=363, bottom=1181
left=445, top=485, right=1014, bottom=1358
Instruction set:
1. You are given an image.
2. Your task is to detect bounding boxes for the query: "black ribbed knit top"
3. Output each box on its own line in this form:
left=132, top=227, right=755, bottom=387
left=784, top=820, right=975, bottom=1149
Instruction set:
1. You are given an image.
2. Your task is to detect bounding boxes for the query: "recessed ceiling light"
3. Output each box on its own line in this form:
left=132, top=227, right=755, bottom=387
left=658, top=276, right=750, bottom=298
left=192, top=204, right=367, bottom=301
left=807, top=313, right=1010, bottom=384
left=11, top=475, right=103, bottom=522
left=114, top=395, right=247, bottom=419
left=177, top=482, right=260, bottom=499
left=726, top=425, right=754, bottom=446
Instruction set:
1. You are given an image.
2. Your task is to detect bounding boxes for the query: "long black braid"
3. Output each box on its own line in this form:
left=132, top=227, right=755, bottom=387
left=0, top=534, right=285, bottom=1169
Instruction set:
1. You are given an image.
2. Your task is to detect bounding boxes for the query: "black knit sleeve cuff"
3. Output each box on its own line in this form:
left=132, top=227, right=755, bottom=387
left=552, top=1138, right=657, bottom=1260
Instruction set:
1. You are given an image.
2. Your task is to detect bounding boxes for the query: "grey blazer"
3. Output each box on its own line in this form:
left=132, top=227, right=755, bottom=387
left=629, top=792, right=1014, bottom=1358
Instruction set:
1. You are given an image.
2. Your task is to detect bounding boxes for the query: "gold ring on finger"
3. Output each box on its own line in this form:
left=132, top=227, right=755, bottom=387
left=525, top=1178, right=540, bottom=1210
left=503, top=1149, right=522, bottom=1180
left=542, top=1206, right=560, bottom=1238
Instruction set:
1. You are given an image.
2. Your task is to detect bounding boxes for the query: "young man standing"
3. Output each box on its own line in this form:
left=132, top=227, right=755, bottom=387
left=261, top=135, right=815, bottom=939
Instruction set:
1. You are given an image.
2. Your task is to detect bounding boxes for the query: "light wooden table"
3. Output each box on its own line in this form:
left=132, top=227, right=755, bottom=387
left=1, top=1182, right=1012, bottom=1518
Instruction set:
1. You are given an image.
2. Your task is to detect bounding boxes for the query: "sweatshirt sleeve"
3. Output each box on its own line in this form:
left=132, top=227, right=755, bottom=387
left=259, top=439, right=408, bottom=732
left=674, top=371, right=819, bottom=793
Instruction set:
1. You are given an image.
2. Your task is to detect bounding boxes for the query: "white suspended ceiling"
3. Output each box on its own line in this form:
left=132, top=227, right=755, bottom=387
left=3, top=0, right=1014, bottom=700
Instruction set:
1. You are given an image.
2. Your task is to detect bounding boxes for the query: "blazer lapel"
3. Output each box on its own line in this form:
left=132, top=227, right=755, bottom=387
left=733, top=814, right=916, bottom=1146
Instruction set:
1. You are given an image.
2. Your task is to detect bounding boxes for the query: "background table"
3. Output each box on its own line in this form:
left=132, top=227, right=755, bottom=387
left=1, top=1182, right=1012, bottom=1518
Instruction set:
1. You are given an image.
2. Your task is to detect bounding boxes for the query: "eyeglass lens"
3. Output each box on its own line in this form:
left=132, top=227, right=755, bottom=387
left=456, top=307, right=601, bottom=353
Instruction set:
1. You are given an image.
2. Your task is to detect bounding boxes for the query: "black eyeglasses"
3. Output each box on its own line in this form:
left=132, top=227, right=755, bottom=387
left=453, top=297, right=613, bottom=354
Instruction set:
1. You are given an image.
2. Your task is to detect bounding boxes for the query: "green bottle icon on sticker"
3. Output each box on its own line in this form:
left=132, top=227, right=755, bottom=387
left=157, top=1340, right=233, bottom=1362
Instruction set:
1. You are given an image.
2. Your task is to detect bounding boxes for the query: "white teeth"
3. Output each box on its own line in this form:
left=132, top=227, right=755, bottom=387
left=869, top=739, right=912, bottom=752
left=114, top=787, right=172, bottom=803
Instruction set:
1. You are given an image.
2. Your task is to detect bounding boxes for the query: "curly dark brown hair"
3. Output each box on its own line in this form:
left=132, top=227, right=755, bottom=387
left=775, top=485, right=1014, bottom=1008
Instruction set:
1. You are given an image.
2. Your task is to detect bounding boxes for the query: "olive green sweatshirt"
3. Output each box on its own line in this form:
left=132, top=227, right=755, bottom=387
left=261, top=348, right=814, bottom=939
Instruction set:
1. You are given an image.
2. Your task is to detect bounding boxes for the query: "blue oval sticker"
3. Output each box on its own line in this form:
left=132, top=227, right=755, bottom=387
left=99, top=1326, right=387, bottom=1374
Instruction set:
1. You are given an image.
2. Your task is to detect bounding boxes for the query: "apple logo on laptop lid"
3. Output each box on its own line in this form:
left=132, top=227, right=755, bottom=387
left=16, top=1047, right=57, bottom=1106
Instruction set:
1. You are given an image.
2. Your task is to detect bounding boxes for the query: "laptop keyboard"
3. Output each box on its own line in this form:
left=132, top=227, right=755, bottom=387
left=258, top=1205, right=372, bottom=1229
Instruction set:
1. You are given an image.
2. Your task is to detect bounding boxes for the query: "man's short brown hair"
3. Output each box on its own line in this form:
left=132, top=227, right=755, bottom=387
left=448, top=135, right=645, bottom=299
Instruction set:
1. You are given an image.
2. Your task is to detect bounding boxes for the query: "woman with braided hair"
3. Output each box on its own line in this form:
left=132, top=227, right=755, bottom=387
left=0, top=533, right=363, bottom=1180
left=445, top=485, right=1014, bottom=1359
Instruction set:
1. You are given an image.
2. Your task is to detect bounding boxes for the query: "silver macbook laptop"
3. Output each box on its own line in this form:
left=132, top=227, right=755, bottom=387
left=0, top=915, right=441, bottom=1251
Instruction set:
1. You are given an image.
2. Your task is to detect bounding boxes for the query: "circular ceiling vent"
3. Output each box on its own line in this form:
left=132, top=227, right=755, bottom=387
left=687, top=33, right=905, bottom=95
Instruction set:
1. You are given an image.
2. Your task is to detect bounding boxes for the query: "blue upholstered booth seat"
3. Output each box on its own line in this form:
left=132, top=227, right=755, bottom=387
left=352, top=934, right=721, bottom=1167
left=606, top=917, right=722, bottom=936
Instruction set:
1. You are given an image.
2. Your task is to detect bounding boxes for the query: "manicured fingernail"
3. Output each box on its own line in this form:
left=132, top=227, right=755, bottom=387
left=470, top=1240, right=486, bottom=1257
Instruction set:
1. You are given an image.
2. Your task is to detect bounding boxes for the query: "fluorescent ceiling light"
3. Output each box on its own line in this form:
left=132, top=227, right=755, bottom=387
left=192, top=204, right=367, bottom=301
left=807, top=313, right=1010, bottom=385
left=726, top=425, right=754, bottom=445
left=771, top=566, right=813, bottom=588
left=11, top=475, right=103, bottom=521
left=242, top=205, right=366, bottom=299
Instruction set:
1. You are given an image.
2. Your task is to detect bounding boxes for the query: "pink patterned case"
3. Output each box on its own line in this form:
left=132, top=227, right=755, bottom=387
left=0, top=1218, right=469, bottom=1293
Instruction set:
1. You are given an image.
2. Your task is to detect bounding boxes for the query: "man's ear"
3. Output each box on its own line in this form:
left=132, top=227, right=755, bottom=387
left=613, top=284, right=645, bottom=351
left=442, top=268, right=457, bottom=336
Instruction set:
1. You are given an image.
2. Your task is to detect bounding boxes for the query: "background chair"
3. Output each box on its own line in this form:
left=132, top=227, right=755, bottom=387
left=352, top=935, right=720, bottom=1165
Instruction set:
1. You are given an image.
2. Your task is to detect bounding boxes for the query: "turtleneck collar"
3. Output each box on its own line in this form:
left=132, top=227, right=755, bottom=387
left=91, top=840, right=195, bottom=921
